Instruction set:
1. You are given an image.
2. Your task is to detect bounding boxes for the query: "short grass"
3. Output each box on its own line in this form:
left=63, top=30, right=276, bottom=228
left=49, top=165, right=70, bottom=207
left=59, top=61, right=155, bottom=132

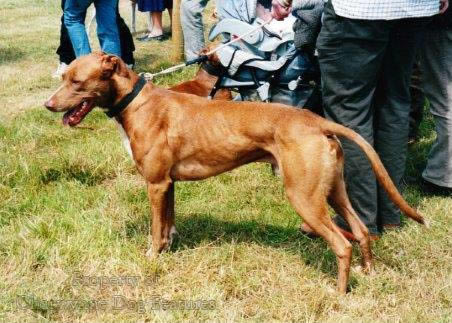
left=0, top=1, right=451, bottom=322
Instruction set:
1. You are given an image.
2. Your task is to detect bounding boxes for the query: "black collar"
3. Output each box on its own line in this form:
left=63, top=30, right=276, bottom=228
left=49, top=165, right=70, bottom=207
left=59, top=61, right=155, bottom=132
left=200, top=62, right=226, bottom=77
left=105, top=76, right=147, bottom=118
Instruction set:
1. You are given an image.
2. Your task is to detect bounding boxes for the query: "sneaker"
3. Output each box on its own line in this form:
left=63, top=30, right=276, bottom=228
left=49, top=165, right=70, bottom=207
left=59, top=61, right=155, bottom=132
left=52, top=62, right=68, bottom=79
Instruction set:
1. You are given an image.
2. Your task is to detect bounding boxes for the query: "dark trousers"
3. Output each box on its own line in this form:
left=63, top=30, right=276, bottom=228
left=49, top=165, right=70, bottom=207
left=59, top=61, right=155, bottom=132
left=317, top=1, right=429, bottom=234
left=409, top=59, right=425, bottom=141
left=57, top=0, right=135, bottom=65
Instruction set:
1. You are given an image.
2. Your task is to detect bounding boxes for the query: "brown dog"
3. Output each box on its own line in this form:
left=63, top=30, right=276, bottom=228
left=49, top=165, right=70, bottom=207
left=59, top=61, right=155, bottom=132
left=168, top=44, right=231, bottom=100
left=44, top=53, right=425, bottom=293
left=169, top=62, right=232, bottom=100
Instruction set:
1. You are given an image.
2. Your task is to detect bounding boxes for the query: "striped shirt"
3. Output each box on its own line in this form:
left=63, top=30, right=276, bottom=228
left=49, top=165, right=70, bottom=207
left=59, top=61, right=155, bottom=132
left=331, top=0, right=440, bottom=20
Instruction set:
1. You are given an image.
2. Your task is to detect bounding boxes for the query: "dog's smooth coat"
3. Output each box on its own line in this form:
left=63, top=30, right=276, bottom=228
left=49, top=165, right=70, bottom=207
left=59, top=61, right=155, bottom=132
left=169, top=63, right=232, bottom=100
left=44, top=53, right=425, bottom=293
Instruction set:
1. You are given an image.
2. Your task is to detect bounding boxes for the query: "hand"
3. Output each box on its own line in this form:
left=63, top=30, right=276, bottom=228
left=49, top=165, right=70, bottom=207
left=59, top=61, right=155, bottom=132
left=271, top=0, right=292, bottom=21
left=440, top=0, right=449, bottom=14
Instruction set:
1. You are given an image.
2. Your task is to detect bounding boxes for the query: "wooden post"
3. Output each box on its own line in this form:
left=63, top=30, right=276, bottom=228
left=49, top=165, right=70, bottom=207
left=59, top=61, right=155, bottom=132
left=171, top=0, right=184, bottom=62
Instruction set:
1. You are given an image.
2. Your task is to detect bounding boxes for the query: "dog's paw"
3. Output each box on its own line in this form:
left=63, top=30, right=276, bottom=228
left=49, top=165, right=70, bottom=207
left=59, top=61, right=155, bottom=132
left=145, top=248, right=156, bottom=259
left=353, top=263, right=375, bottom=276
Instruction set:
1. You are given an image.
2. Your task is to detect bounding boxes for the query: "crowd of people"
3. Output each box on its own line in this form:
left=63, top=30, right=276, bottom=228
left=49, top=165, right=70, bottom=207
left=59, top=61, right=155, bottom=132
left=53, top=0, right=451, bottom=240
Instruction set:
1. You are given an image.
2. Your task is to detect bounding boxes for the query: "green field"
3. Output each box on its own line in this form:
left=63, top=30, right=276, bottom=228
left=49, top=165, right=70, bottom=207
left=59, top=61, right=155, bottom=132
left=0, top=1, right=451, bottom=322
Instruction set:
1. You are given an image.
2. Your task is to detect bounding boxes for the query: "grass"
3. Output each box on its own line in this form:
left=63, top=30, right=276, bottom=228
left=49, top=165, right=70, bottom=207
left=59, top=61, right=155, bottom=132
left=0, top=1, right=451, bottom=322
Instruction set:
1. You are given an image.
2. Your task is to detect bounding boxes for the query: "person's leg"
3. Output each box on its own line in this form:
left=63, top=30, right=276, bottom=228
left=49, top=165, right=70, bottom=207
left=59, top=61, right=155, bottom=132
left=165, top=0, right=173, bottom=28
left=117, top=11, right=135, bottom=66
left=420, top=28, right=452, bottom=189
left=408, top=59, right=425, bottom=143
left=374, top=18, right=429, bottom=227
left=63, top=0, right=92, bottom=57
left=316, top=0, right=390, bottom=236
left=57, top=0, right=76, bottom=65
left=180, top=0, right=209, bottom=61
left=150, top=11, right=163, bottom=36
left=93, top=0, right=121, bottom=56
left=168, top=8, right=173, bottom=27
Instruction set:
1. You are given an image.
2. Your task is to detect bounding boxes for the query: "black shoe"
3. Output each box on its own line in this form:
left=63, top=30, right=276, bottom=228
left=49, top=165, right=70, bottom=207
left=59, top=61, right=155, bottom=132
left=136, top=34, right=164, bottom=42
left=421, top=179, right=452, bottom=196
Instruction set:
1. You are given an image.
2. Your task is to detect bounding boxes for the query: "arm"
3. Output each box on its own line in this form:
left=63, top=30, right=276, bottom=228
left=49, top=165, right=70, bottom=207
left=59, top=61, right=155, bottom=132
left=440, top=0, right=449, bottom=14
left=271, top=0, right=292, bottom=20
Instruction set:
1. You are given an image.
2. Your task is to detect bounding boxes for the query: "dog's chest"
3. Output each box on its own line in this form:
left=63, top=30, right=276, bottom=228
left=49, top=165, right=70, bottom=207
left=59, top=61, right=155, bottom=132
left=116, top=121, right=133, bottom=158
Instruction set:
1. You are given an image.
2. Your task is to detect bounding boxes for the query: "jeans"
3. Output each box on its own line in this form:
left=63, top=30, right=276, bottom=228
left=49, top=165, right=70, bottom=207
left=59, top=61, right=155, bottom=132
left=57, top=0, right=77, bottom=64
left=317, top=0, right=429, bottom=234
left=58, top=0, right=134, bottom=64
left=180, top=0, right=209, bottom=61
left=64, top=0, right=121, bottom=57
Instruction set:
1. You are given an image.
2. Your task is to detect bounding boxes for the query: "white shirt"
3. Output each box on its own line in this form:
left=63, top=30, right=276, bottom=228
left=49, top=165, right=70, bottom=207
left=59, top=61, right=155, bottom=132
left=332, top=0, right=440, bottom=20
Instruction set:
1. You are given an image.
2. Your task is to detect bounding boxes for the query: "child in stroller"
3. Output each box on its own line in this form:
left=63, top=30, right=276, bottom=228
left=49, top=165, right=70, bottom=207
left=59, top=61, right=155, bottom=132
left=207, top=0, right=324, bottom=115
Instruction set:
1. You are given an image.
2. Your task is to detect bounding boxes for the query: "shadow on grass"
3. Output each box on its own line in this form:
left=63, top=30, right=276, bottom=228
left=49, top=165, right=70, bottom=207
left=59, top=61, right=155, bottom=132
left=40, top=166, right=115, bottom=187
left=0, top=46, right=26, bottom=65
left=126, top=212, right=340, bottom=279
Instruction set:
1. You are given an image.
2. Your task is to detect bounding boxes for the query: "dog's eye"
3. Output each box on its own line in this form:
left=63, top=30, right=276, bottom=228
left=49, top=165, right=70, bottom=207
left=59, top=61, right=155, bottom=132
left=71, top=79, right=85, bottom=90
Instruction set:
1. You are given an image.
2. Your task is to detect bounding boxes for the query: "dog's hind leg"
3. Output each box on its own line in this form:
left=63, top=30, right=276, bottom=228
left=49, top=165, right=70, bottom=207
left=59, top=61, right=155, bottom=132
left=327, top=138, right=373, bottom=272
left=278, top=138, right=352, bottom=293
left=328, top=177, right=373, bottom=273
left=146, top=180, right=175, bottom=258
left=285, top=183, right=353, bottom=293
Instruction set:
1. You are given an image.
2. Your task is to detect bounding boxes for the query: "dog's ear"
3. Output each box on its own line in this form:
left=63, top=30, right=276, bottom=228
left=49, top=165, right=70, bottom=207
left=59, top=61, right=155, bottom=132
left=100, top=54, right=129, bottom=79
left=100, top=55, right=119, bottom=79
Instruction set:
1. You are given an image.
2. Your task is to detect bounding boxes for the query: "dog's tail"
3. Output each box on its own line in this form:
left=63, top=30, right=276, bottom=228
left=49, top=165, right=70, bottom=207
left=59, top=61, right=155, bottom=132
left=319, top=118, right=425, bottom=225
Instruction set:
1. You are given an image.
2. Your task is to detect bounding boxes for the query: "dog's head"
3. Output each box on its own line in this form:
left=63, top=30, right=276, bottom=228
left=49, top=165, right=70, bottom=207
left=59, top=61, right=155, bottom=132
left=44, top=52, right=130, bottom=126
left=199, top=42, right=221, bottom=66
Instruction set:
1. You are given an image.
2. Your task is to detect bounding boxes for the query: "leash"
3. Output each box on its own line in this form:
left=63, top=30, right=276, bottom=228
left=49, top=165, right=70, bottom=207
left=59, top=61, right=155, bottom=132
left=140, top=18, right=273, bottom=81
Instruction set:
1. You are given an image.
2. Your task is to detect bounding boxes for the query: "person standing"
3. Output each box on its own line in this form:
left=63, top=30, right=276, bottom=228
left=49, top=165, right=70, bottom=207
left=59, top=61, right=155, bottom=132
left=54, top=0, right=135, bottom=77
left=64, top=0, right=121, bottom=57
left=180, top=0, right=209, bottom=61
left=136, top=0, right=173, bottom=41
left=305, top=0, right=449, bottom=239
left=419, top=5, right=452, bottom=195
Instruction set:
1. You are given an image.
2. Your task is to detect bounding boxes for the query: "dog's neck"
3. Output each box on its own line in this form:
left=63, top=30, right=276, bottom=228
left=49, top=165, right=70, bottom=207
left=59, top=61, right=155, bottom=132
left=111, top=70, right=156, bottom=159
left=106, top=68, right=155, bottom=121
left=111, top=70, right=142, bottom=106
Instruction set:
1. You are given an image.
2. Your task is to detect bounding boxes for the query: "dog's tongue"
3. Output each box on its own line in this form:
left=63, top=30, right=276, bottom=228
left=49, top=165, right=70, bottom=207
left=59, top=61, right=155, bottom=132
left=62, top=101, right=93, bottom=127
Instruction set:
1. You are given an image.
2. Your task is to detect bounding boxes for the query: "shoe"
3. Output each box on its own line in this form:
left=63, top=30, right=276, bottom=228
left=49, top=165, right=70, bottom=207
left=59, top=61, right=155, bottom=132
left=52, top=62, right=68, bottom=79
left=299, top=223, right=380, bottom=242
left=136, top=33, right=164, bottom=42
left=421, top=179, right=452, bottom=196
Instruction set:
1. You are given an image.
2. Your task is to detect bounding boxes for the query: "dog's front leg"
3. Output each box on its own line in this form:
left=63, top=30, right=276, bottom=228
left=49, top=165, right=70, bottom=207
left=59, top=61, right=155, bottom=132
left=146, top=180, right=174, bottom=259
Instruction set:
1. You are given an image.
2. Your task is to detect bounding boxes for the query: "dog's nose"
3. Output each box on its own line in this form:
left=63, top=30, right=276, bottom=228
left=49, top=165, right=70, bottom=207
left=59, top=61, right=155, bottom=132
left=45, top=99, right=56, bottom=111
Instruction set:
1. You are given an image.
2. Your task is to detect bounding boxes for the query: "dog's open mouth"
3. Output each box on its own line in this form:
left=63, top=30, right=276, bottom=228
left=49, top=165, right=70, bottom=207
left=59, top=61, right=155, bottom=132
left=63, top=99, right=94, bottom=127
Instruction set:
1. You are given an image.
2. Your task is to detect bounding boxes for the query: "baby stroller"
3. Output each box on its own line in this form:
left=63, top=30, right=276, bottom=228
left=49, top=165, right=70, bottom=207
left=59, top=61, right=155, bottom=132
left=205, top=15, right=322, bottom=111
